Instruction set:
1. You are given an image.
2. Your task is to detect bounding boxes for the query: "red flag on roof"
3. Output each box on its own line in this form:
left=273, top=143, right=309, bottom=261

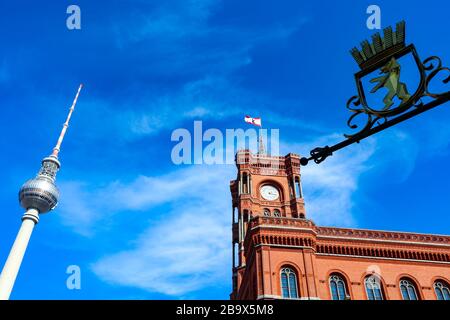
left=244, top=115, right=262, bottom=127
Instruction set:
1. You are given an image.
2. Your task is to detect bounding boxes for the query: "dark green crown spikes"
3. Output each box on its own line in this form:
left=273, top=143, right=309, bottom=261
left=350, top=21, right=406, bottom=69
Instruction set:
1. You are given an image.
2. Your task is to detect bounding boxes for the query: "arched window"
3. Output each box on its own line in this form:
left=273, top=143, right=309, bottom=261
left=329, top=274, right=349, bottom=300
left=242, top=172, right=248, bottom=194
left=280, top=267, right=299, bottom=299
left=263, top=208, right=271, bottom=217
left=434, top=281, right=450, bottom=300
left=365, top=276, right=384, bottom=300
left=273, top=209, right=281, bottom=217
left=399, top=279, right=419, bottom=300
left=289, top=180, right=295, bottom=199
left=294, top=177, right=302, bottom=199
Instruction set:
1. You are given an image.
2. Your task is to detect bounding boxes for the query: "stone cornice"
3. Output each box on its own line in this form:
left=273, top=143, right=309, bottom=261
left=316, top=253, right=450, bottom=265
left=317, top=226, right=450, bottom=246
left=247, top=217, right=450, bottom=246
left=238, top=194, right=304, bottom=208
left=249, top=216, right=316, bottom=230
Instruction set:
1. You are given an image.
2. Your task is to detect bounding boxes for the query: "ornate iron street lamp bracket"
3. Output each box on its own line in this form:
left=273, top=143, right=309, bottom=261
left=300, top=21, right=450, bottom=166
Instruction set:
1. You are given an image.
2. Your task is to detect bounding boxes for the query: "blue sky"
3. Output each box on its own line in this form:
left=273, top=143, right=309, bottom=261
left=0, top=0, right=449, bottom=299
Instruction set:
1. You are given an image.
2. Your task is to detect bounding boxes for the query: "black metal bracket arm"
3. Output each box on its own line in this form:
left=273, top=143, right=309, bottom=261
left=300, top=91, right=450, bottom=166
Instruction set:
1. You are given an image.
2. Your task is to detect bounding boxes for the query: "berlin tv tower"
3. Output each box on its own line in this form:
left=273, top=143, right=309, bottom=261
left=0, top=84, right=83, bottom=300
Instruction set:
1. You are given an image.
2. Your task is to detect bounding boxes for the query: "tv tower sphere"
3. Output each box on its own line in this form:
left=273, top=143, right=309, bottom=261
left=18, top=156, right=61, bottom=214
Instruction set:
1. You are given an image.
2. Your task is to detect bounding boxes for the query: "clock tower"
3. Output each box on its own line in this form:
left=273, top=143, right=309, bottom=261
left=230, top=148, right=307, bottom=298
left=230, top=148, right=450, bottom=300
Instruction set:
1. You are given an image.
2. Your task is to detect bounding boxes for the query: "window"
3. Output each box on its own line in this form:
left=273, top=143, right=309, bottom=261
left=329, top=274, right=349, bottom=300
left=400, top=279, right=419, bottom=300
left=294, top=177, right=302, bottom=199
left=242, top=172, right=248, bottom=194
left=263, top=209, right=271, bottom=217
left=365, top=276, right=384, bottom=300
left=434, top=281, right=450, bottom=300
left=273, top=209, right=281, bottom=217
left=280, top=267, right=298, bottom=299
left=290, top=181, right=294, bottom=199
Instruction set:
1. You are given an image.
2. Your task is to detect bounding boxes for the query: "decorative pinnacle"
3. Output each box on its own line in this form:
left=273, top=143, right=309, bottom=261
left=51, top=84, right=83, bottom=158
left=350, top=21, right=406, bottom=69
left=258, top=132, right=266, bottom=155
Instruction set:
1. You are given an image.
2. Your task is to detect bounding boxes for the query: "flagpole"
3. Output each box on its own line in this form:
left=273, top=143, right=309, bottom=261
left=244, top=115, right=265, bottom=154
left=258, top=121, right=266, bottom=155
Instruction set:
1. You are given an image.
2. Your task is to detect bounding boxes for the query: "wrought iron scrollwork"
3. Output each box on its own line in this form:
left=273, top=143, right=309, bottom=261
left=422, top=56, right=450, bottom=98
left=344, top=95, right=384, bottom=139
left=301, top=22, right=450, bottom=166
left=344, top=54, right=450, bottom=139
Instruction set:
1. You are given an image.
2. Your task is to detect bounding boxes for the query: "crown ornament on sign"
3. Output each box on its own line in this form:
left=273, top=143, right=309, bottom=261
left=350, top=21, right=406, bottom=69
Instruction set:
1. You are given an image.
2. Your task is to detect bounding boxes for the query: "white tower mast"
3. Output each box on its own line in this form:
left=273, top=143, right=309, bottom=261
left=0, top=84, right=83, bottom=300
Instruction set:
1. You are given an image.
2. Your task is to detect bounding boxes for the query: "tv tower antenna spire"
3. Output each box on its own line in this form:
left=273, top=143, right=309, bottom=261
left=0, top=84, right=83, bottom=300
left=52, top=84, right=83, bottom=158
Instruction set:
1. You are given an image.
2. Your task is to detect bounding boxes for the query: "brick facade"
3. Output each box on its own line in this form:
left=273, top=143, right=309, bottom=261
left=230, top=150, right=450, bottom=300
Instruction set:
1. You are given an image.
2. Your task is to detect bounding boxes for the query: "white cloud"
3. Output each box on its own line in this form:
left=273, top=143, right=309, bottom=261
left=283, top=127, right=422, bottom=227
left=64, top=2, right=310, bottom=143
left=370, top=129, right=419, bottom=182
left=103, top=165, right=234, bottom=210
left=133, top=0, right=220, bottom=40
left=85, top=164, right=234, bottom=296
left=66, top=77, right=245, bottom=143
left=73, top=77, right=255, bottom=141
left=282, top=133, right=376, bottom=227
left=58, top=164, right=235, bottom=232
left=125, top=77, right=245, bottom=137
left=91, top=208, right=230, bottom=296
left=57, top=181, right=101, bottom=237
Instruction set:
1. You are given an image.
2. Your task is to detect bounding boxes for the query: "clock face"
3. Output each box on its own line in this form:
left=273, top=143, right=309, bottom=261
left=260, top=185, right=279, bottom=201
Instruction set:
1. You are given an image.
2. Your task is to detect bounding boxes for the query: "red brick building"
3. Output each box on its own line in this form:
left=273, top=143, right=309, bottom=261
left=230, top=150, right=450, bottom=300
